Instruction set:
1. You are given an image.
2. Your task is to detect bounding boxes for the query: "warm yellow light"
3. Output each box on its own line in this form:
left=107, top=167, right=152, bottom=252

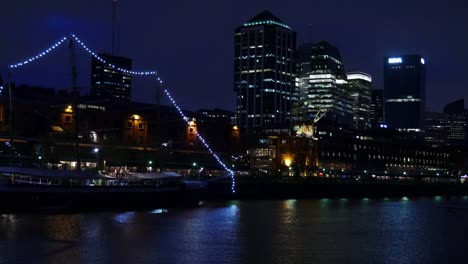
left=131, top=115, right=140, bottom=120
left=65, top=105, right=73, bottom=113
left=188, top=121, right=196, bottom=126
left=284, top=158, right=292, bottom=167
left=233, top=125, right=239, bottom=131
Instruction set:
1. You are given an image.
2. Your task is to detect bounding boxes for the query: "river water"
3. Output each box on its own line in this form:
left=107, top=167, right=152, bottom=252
left=1, top=197, right=468, bottom=263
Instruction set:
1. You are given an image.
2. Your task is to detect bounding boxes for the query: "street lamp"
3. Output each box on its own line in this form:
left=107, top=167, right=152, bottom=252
left=147, top=160, right=153, bottom=172
left=93, top=148, right=99, bottom=171
left=192, top=162, right=197, bottom=177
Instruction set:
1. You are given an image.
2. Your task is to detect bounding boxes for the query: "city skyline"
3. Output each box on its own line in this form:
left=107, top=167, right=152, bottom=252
left=1, top=1, right=467, bottom=112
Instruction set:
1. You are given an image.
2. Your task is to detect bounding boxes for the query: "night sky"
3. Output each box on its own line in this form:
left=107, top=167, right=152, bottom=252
left=1, top=0, right=467, bottom=112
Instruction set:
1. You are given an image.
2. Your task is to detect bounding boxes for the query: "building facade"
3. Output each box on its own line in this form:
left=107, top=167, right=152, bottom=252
left=347, top=72, right=372, bottom=130
left=425, top=100, right=467, bottom=146
left=296, top=41, right=352, bottom=126
left=443, top=99, right=467, bottom=145
left=234, top=10, right=296, bottom=134
left=370, top=89, right=384, bottom=128
left=91, top=53, right=132, bottom=101
left=384, top=55, right=426, bottom=133
left=425, top=111, right=446, bottom=145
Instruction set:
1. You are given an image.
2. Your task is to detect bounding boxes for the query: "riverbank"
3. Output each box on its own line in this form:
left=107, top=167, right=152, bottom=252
left=203, top=177, right=468, bottom=200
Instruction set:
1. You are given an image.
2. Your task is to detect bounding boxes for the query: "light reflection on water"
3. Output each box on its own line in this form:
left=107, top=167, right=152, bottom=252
left=1, top=197, right=468, bottom=263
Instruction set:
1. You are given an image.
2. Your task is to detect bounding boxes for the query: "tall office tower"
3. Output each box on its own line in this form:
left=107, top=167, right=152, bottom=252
left=443, top=99, right=467, bottom=144
left=297, top=41, right=352, bottom=126
left=383, top=55, right=426, bottom=133
left=234, top=10, right=296, bottom=134
left=91, top=53, right=132, bottom=101
left=347, top=72, right=372, bottom=130
left=370, top=89, right=384, bottom=128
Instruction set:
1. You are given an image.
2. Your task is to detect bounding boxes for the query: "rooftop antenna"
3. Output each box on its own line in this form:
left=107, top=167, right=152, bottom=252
left=309, top=24, right=313, bottom=42
left=112, top=0, right=117, bottom=54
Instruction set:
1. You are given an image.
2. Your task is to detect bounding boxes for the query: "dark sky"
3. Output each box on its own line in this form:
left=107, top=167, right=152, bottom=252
left=1, top=0, right=467, bottom=112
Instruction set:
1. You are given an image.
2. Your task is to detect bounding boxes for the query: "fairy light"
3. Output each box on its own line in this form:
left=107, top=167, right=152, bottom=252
left=9, top=36, right=68, bottom=69
left=9, top=33, right=157, bottom=76
left=69, top=34, right=157, bottom=75
left=164, top=89, right=236, bottom=193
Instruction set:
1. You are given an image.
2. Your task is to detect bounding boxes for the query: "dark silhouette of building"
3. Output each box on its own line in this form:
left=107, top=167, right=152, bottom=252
left=371, top=89, right=384, bottom=128
left=443, top=99, right=467, bottom=144
left=0, top=86, right=237, bottom=172
left=234, top=10, right=296, bottom=134
left=425, top=111, right=446, bottom=145
left=347, top=72, right=372, bottom=130
left=297, top=41, right=352, bottom=126
left=194, top=109, right=239, bottom=153
left=384, top=55, right=426, bottom=133
left=91, top=53, right=132, bottom=101
left=425, top=99, right=467, bottom=146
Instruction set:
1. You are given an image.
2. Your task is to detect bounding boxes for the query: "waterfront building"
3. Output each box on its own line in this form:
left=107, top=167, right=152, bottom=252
left=347, top=72, right=372, bottom=130
left=383, top=54, right=426, bottom=133
left=234, top=10, right=297, bottom=134
left=443, top=99, right=467, bottom=145
left=296, top=41, right=352, bottom=126
left=91, top=53, right=132, bottom=101
left=370, top=89, right=384, bottom=128
left=249, top=128, right=459, bottom=179
left=0, top=86, right=236, bottom=172
left=425, top=111, right=446, bottom=146
left=424, top=100, right=467, bottom=146
left=193, top=109, right=239, bottom=152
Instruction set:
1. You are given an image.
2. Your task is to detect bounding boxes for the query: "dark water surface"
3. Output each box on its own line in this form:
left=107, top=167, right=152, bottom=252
left=1, top=197, right=468, bottom=264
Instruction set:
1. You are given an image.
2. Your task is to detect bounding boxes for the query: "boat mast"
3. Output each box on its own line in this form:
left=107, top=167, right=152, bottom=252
left=7, top=71, right=13, bottom=165
left=156, top=79, right=162, bottom=171
left=112, top=0, right=117, bottom=55
left=69, top=37, right=81, bottom=170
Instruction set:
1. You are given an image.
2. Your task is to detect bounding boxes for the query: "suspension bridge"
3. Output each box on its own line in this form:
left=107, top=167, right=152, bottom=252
left=6, top=33, right=236, bottom=193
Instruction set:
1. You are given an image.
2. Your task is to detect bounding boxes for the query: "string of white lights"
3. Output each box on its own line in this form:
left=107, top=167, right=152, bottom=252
left=164, top=89, right=236, bottom=193
left=9, top=37, right=68, bottom=69
left=9, top=33, right=157, bottom=76
left=69, top=34, right=157, bottom=76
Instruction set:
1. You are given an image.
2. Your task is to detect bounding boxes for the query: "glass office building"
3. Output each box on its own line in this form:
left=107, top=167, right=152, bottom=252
left=91, top=54, right=132, bottom=101
left=234, top=10, right=296, bottom=134
left=383, top=54, right=426, bottom=133
left=296, top=41, right=352, bottom=126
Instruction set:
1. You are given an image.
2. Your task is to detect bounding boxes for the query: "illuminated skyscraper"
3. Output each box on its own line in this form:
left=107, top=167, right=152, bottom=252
left=297, top=41, right=352, bottom=126
left=91, top=53, right=132, bottom=101
left=347, top=72, right=372, bottom=130
left=370, top=89, right=384, bottom=128
left=384, top=54, right=426, bottom=132
left=234, top=10, right=297, bottom=134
